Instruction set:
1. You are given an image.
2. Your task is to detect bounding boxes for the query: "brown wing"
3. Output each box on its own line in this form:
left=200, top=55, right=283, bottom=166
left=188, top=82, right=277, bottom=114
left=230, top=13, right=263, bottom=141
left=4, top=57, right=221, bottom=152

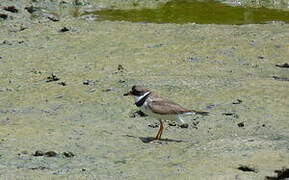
left=148, top=100, right=191, bottom=115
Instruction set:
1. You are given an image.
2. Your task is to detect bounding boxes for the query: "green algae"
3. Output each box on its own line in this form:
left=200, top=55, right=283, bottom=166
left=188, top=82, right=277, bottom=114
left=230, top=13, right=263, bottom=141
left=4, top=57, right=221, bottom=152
left=86, top=0, right=289, bottom=24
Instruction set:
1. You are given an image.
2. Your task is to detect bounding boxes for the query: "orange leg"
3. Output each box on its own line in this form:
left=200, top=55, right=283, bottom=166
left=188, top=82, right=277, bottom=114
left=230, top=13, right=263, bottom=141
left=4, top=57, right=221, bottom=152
left=155, top=119, right=164, bottom=140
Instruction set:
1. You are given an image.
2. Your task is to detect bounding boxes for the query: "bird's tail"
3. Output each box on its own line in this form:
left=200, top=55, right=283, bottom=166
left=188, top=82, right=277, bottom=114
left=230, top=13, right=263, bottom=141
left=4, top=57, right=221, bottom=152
left=192, top=110, right=209, bottom=116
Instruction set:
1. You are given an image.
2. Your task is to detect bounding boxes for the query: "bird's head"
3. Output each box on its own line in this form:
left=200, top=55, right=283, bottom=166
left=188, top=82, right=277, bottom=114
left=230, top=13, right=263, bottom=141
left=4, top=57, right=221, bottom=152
left=124, top=85, right=151, bottom=103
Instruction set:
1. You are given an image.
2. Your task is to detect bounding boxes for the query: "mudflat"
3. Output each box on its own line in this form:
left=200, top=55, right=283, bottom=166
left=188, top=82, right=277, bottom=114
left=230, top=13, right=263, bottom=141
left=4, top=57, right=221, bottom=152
left=0, top=0, right=288, bottom=179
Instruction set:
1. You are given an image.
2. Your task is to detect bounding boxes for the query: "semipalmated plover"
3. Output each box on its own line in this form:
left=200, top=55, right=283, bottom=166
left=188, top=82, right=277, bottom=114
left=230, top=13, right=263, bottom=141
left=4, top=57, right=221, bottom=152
left=124, top=85, right=208, bottom=140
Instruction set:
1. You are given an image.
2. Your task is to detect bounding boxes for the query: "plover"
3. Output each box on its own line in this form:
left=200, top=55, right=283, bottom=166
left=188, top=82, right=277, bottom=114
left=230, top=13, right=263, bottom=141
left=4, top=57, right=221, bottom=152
left=124, top=85, right=208, bottom=140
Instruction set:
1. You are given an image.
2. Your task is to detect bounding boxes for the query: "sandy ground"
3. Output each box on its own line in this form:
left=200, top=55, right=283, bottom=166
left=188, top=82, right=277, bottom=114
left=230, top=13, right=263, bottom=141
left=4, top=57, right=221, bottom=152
left=0, top=1, right=289, bottom=180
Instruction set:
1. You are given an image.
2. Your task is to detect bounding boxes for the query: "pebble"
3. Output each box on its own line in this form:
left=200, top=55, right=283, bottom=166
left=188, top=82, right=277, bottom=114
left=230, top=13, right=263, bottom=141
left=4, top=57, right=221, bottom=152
left=33, top=150, right=45, bottom=156
left=45, top=151, right=58, bottom=157
left=46, top=73, right=60, bottom=82
left=63, top=151, right=75, bottom=158
left=275, top=63, right=289, bottom=68
left=0, top=14, right=8, bottom=20
left=4, top=6, right=18, bottom=13
left=179, top=123, right=189, bottom=128
left=59, top=27, right=70, bottom=32
left=237, top=122, right=244, bottom=127
left=232, top=99, right=242, bottom=104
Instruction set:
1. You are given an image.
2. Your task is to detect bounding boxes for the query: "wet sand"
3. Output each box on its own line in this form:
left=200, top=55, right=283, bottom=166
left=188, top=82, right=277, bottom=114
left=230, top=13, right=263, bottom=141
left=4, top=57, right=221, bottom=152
left=0, top=1, right=288, bottom=179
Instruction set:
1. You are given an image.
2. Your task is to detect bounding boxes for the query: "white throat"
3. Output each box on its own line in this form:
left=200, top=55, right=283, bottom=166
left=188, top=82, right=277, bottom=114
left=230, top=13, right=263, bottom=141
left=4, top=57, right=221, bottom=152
left=135, top=91, right=151, bottom=103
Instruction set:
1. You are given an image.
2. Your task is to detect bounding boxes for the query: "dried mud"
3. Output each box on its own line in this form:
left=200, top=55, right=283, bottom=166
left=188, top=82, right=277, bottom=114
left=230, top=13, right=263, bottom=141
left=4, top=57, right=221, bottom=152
left=0, top=0, right=288, bottom=179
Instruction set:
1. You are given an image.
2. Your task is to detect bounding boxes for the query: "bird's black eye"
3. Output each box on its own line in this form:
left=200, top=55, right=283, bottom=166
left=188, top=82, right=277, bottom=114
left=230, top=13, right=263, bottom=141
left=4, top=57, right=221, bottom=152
left=131, top=86, right=139, bottom=95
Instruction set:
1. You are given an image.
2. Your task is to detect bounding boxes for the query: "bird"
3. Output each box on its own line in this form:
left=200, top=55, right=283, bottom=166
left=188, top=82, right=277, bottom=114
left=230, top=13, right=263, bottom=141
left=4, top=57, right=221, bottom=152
left=123, top=85, right=208, bottom=140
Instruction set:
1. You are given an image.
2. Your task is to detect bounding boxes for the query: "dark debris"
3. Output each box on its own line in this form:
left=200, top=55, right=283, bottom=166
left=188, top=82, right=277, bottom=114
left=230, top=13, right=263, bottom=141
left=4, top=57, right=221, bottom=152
left=130, top=110, right=147, bottom=118
left=118, top=80, right=126, bottom=83
left=63, top=151, right=75, bottom=158
left=237, top=122, right=244, bottom=127
left=222, top=112, right=239, bottom=119
left=46, top=73, right=60, bottom=82
left=257, top=55, right=265, bottom=60
left=33, top=150, right=45, bottom=156
left=232, top=99, right=242, bottom=104
left=273, top=76, right=289, bottom=82
left=58, top=82, right=66, bottom=86
left=83, top=80, right=98, bottom=86
left=237, top=165, right=257, bottom=173
left=275, top=63, right=289, bottom=68
left=117, top=64, right=125, bottom=72
left=29, top=166, right=48, bottom=170
left=44, top=151, right=58, bottom=157
left=148, top=123, right=159, bottom=128
left=4, top=6, right=18, bottom=13
left=179, top=123, right=189, bottom=128
left=25, top=6, right=36, bottom=14
left=265, top=168, right=289, bottom=180
left=33, top=150, right=58, bottom=157
left=0, top=14, right=8, bottom=19
left=59, top=27, right=70, bottom=32
left=103, top=88, right=113, bottom=92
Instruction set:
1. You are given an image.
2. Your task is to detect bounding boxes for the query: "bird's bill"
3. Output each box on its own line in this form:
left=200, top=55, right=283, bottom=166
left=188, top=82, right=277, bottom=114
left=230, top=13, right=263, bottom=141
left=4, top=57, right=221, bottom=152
left=123, top=91, right=133, bottom=96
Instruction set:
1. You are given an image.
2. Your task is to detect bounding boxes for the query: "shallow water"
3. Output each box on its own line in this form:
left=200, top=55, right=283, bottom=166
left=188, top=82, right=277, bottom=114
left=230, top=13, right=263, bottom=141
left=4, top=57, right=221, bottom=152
left=85, top=0, right=289, bottom=24
left=0, top=0, right=289, bottom=178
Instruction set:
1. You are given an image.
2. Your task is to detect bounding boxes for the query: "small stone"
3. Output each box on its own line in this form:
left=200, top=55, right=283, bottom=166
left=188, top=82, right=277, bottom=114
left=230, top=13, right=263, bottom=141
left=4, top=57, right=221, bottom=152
left=222, top=113, right=239, bottom=118
left=46, top=73, right=59, bottom=82
left=237, top=165, right=257, bottom=173
left=33, top=150, right=45, bottom=156
left=275, top=63, right=289, bottom=68
left=45, top=151, right=58, bottom=157
left=148, top=123, right=159, bottom=128
left=4, top=6, right=18, bottom=13
left=237, top=122, right=244, bottom=127
left=168, top=122, right=176, bottom=126
left=83, top=80, right=90, bottom=85
left=179, top=123, right=189, bottom=128
left=58, top=82, right=66, bottom=86
left=257, top=55, right=265, bottom=60
left=83, top=80, right=96, bottom=86
left=232, top=99, right=242, bottom=104
left=63, top=151, right=75, bottom=158
left=117, top=64, right=124, bottom=71
left=0, top=14, right=8, bottom=20
left=103, top=88, right=113, bottom=92
left=262, top=124, right=266, bottom=127
left=30, top=166, right=47, bottom=170
left=47, top=15, right=59, bottom=22
left=129, top=110, right=147, bottom=118
left=2, top=40, right=12, bottom=45
left=25, top=6, right=36, bottom=14
left=59, top=27, right=70, bottom=32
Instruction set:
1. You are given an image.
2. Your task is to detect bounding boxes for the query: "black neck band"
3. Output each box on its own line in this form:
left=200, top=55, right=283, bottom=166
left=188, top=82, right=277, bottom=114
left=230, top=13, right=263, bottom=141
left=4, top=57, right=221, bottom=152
left=135, top=92, right=151, bottom=107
